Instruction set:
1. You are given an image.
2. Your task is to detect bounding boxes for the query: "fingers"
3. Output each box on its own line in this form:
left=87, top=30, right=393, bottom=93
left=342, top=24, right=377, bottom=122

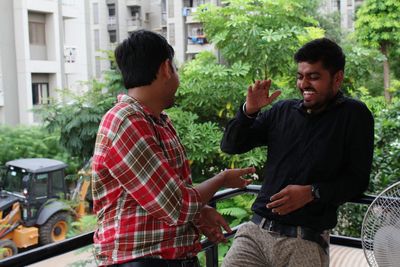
left=266, top=196, right=287, bottom=209
left=238, top=166, right=256, bottom=176
left=216, top=216, right=232, bottom=233
left=268, top=90, right=281, bottom=103
left=244, top=179, right=253, bottom=186
left=270, top=189, right=285, bottom=201
left=250, top=80, right=270, bottom=93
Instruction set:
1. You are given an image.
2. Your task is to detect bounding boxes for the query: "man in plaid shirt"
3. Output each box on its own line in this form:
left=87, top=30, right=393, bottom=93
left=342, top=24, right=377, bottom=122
left=92, top=30, right=255, bottom=267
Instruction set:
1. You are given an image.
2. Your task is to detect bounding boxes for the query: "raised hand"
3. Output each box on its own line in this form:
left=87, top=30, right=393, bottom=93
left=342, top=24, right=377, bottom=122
left=266, top=185, right=314, bottom=215
left=245, top=80, right=281, bottom=115
left=221, top=167, right=255, bottom=189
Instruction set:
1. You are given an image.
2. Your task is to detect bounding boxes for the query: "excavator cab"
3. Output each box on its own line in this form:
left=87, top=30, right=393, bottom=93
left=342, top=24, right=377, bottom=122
left=0, top=158, right=72, bottom=259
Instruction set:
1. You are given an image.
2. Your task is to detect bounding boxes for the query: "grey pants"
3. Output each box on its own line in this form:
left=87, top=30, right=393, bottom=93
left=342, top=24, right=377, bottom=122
left=222, top=222, right=329, bottom=267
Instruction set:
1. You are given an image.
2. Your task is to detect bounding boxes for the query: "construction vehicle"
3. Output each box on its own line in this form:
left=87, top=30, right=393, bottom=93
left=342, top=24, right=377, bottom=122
left=0, top=158, right=91, bottom=259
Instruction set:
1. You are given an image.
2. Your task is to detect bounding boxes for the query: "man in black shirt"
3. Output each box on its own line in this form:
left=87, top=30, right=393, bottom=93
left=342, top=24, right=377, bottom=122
left=221, top=38, right=374, bottom=267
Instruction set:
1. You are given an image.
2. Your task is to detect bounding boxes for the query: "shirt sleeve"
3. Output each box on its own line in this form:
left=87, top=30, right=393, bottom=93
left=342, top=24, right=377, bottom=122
left=103, top=115, right=203, bottom=226
left=221, top=103, right=272, bottom=154
left=315, top=103, right=374, bottom=205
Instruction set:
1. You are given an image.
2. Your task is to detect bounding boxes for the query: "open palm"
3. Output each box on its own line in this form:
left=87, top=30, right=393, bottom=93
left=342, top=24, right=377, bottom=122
left=245, top=80, right=281, bottom=115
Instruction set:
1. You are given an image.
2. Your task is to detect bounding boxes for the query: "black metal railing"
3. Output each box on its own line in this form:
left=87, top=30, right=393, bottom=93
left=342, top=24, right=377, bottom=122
left=0, top=185, right=376, bottom=267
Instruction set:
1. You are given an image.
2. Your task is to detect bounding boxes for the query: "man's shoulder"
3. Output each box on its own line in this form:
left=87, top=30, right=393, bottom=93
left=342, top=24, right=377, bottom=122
left=105, top=101, right=144, bottom=121
left=341, top=96, right=372, bottom=115
left=99, top=101, right=147, bottom=135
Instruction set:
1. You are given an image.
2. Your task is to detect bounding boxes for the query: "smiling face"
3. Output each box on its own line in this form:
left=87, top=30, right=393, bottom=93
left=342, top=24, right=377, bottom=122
left=296, top=61, right=343, bottom=112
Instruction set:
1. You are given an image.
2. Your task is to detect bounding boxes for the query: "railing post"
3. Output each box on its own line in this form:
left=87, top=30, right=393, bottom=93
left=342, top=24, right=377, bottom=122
left=205, top=246, right=219, bottom=267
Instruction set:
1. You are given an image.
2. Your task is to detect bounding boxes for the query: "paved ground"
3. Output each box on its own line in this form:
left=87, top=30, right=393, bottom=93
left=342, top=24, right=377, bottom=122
left=27, top=244, right=369, bottom=267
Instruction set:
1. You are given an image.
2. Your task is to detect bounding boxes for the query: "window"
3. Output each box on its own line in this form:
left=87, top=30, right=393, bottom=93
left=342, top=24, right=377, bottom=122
left=32, top=83, right=49, bottom=105
left=95, top=58, right=101, bottom=78
left=130, top=6, right=141, bottom=19
left=50, top=170, right=65, bottom=197
left=34, top=173, right=48, bottom=198
left=93, top=3, right=99, bottom=24
left=109, top=30, right=117, bottom=43
left=29, top=22, right=46, bottom=45
left=108, top=4, right=115, bottom=17
left=94, top=29, right=100, bottom=50
left=168, top=0, right=174, bottom=18
left=168, top=23, right=175, bottom=45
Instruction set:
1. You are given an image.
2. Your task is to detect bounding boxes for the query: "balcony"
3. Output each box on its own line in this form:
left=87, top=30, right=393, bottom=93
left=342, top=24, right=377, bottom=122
left=126, top=0, right=142, bottom=7
left=183, top=7, right=200, bottom=23
left=61, top=0, right=79, bottom=18
left=0, top=185, right=377, bottom=267
left=127, top=18, right=142, bottom=32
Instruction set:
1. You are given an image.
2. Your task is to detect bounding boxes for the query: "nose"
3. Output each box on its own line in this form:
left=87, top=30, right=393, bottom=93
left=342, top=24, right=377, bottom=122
left=298, top=77, right=310, bottom=90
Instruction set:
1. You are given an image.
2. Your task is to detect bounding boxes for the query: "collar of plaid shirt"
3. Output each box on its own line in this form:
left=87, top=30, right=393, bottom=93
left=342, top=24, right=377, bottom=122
left=92, top=94, right=203, bottom=266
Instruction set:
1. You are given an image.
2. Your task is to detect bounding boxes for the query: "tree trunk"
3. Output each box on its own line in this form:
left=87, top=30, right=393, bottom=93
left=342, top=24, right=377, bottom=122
left=380, top=44, right=391, bottom=103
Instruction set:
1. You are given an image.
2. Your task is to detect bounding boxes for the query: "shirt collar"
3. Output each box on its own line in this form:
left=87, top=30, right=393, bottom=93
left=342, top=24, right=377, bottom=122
left=294, top=90, right=345, bottom=115
left=117, top=94, right=168, bottom=125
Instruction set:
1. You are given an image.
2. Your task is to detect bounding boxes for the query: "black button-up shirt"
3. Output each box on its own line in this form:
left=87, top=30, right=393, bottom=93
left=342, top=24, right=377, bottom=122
left=221, top=92, right=374, bottom=231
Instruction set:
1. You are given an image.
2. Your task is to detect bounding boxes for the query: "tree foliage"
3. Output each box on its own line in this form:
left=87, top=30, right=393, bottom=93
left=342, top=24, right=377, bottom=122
left=35, top=56, right=125, bottom=162
left=197, top=0, right=322, bottom=80
left=355, top=0, right=400, bottom=101
left=0, top=126, right=80, bottom=174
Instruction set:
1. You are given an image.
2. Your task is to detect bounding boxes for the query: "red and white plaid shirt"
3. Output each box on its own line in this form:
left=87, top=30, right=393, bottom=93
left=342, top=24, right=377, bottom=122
left=92, top=94, right=203, bottom=266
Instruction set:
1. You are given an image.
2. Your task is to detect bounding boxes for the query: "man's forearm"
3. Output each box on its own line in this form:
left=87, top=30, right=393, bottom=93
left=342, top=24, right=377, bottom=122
left=195, top=172, right=225, bottom=205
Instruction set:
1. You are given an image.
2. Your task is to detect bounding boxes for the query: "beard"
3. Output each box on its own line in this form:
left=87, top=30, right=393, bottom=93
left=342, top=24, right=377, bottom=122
left=301, top=81, right=336, bottom=112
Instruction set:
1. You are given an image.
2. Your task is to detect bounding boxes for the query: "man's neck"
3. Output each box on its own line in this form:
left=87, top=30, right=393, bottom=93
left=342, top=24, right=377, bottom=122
left=127, top=87, right=163, bottom=118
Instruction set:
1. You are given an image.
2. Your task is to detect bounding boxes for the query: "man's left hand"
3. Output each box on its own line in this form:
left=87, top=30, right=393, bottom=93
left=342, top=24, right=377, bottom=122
left=266, top=185, right=314, bottom=215
left=197, top=206, right=232, bottom=244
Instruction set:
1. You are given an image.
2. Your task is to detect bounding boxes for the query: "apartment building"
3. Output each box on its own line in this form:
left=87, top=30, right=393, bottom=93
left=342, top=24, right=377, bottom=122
left=320, top=0, right=364, bottom=31
left=166, top=0, right=219, bottom=63
left=89, top=0, right=164, bottom=77
left=90, top=0, right=219, bottom=74
left=0, top=0, right=92, bottom=125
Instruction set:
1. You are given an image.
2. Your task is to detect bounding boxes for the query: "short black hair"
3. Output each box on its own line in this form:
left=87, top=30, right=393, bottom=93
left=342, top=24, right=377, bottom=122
left=294, top=38, right=345, bottom=75
left=115, top=30, right=175, bottom=89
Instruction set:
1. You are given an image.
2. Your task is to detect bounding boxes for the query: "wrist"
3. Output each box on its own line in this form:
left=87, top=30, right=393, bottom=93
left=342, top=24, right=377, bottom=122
left=243, top=102, right=259, bottom=118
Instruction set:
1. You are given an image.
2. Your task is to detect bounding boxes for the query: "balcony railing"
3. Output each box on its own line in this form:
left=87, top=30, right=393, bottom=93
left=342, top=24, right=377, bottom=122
left=0, top=185, right=376, bottom=267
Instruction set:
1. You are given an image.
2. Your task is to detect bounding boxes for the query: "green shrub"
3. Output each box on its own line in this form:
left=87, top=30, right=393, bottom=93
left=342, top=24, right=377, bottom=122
left=0, top=126, right=80, bottom=174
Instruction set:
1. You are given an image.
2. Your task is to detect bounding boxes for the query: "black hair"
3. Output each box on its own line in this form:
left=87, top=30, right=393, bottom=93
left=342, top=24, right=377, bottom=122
left=294, top=38, right=345, bottom=75
left=115, top=30, right=175, bottom=89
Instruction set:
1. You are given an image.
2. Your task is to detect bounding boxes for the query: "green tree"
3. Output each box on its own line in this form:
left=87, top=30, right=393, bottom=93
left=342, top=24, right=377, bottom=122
left=197, top=0, right=323, bottom=80
left=355, top=0, right=400, bottom=102
left=35, top=53, right=125, bottom=162
left=177, top=51, right=250, bottom=123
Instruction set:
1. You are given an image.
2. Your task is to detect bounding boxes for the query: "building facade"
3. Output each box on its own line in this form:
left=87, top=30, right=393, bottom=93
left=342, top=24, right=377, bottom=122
left=320, top=0, right=364, bottom=31
left=0, top=0, right=92, bottom=125
left=89, top=0, right=219, bottom=74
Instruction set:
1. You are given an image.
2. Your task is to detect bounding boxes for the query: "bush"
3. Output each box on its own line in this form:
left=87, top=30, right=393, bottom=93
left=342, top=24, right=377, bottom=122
left=0, top=126, right=81, bottom=174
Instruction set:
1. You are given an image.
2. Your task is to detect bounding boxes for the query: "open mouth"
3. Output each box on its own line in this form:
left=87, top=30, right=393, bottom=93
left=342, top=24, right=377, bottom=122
left=303, top=90, right=316, bottom=102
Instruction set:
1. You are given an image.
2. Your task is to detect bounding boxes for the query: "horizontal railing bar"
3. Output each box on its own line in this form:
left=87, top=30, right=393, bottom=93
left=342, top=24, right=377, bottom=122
left=0, top=185, right=375, bottom=267
left=0, top=231, right=93, bottom=267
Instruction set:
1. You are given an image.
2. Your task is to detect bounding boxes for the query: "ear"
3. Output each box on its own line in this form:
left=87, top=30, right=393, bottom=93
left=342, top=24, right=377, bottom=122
left=334, top=70, right=344, bottom=90
left=158, top=59, right=172, bottom=80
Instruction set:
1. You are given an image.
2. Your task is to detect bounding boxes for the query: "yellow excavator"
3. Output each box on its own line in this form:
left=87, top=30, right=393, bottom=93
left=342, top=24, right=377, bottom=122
left=0, top=158, right=91, bottom=259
